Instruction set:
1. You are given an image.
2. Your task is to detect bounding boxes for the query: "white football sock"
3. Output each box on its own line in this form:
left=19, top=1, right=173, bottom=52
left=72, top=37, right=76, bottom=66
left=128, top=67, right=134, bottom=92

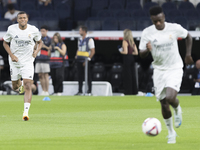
left=24, top=103, right=31, bottom=113
left=164, top=117, right=175, bottom=135
left=21, top=80, right=24, bottom=86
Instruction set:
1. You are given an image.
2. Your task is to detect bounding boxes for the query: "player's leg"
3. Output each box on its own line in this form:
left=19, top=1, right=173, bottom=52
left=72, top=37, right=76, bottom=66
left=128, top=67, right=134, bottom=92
left=38, top=73, right=45, bottom=95
left=12, top=79, right=22, bottom=91
left=165, top=87, right=182, bottom=128
left=56, top=67, right=64, bottom=96
left=23, top=78, right=32, bottom=121
left=44, top=73, right=49, bottom=95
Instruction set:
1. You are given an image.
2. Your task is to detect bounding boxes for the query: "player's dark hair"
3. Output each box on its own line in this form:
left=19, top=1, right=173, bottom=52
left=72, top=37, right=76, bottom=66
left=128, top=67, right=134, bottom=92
left=80, top=25, right=87, bottom=33
left=7, top=4, right=14, bottom=10
left=40, top=25, right=49, bottom=31
left=149, top=6, right=163, bottom=16
left=17, top=11, right=28, bottom=18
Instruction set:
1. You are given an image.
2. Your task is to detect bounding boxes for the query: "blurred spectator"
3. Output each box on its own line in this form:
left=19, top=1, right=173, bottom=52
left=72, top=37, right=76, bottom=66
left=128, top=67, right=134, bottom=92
left=0, top=55, right=4, bottom=81
left=35, top=25, right=51, bottom=96
left=4, top=4, right=19, bottom=23
left=2, top=0, right=17, bottom=7
left=38, top=0, right=52, bottom=6
left=192, top=59, right=200, bottom=95
left=0, top=55, right=4, bottom=70
left=75, top=26, right=95, bottom=96
left=119, top=29, right=138, bottom=95
left=49, top=33, right=69, bottom=96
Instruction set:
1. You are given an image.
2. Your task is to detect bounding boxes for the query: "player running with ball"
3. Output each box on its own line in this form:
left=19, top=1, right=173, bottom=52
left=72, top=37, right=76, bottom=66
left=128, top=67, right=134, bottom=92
left=3, top=11, right=43, bottom=121
left=139, top=6, right=193, bottom=143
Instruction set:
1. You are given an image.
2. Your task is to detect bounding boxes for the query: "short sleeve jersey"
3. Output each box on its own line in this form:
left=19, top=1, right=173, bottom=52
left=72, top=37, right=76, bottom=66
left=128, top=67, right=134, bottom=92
left=3, top=24, right=41, bottom=64
left=139, top=22, right=188, bottom=70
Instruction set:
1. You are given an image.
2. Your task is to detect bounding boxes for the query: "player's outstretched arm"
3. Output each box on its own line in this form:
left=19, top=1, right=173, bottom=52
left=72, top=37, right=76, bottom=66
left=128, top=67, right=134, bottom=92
left=185, top=33, right=194, bottom=65
left=3, top=41, right=18, bottom=62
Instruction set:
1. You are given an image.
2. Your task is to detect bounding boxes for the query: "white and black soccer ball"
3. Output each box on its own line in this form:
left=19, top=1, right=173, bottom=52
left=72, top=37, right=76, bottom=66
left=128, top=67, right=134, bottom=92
left=142, top=118, right=162, bottom=136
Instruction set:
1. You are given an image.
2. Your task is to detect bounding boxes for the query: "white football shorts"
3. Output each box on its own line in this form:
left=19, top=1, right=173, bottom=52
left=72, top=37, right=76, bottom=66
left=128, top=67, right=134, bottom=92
left=9, top=60, right=34, bottom=81
left=153, top=68, right=183, bottom=101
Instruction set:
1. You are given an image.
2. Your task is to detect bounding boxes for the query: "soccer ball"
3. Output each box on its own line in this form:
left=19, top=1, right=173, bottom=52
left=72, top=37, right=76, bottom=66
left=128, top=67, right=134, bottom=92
left=142, top=118, right=162, bottom=136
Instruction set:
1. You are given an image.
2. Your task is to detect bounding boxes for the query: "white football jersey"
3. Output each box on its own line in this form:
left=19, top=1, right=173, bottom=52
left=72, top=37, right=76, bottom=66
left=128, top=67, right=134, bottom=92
left=3, top=23, right=41, bottom=65
left=139, top=22, right=188, bottom=70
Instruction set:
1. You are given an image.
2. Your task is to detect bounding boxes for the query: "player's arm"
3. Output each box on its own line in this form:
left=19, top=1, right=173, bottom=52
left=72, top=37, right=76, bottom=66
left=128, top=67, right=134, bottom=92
left=140, top=42, right=152, bottom=58
left=88, top=38, right=95, bottom=60
left=185, top=33, right=193, bottom=64
left=3, top=41, right=18, bottom=62
left=54, top=44, right=67, bottom=56
left=33, top=39, right=43, bottom=58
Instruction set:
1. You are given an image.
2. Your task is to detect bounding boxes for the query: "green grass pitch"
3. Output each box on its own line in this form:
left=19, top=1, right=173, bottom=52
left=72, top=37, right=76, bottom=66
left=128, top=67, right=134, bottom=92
left=0, top=95, right=199, bottom=150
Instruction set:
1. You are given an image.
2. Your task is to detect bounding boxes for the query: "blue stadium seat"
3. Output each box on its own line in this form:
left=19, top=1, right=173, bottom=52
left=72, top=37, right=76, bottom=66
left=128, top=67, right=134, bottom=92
left=20, top=2, right=36, bottom=11
left=162, top=2, right=177, bottom=14
left=126, top=0, right=140, bottom=5
left=73, top=8, right=89, bottom=21
left=55, top=4, right=71, bottom=19
left=43, top=10, right=59, bottom=20
left=102, top=18, right=118, bottom=30
left=26, top=10, right=42, bottom=20
left=97, top=10, right=113, bottom=19
left=114, top=10, right=130, bottom=19
left=118, top=19, right=136, bottom=30
left=38, top=20, right=59, bottom=30
left=74, top=0, right=92, bottom=8
left=126, top=2, right=142, bottom=11
left=130, top=10, right=148, bottom=21
left=143, top=2, right=158, bottom=13
left=166, top=9, right=182, bottom=22
left=85, top=18, right=102, bottom=30
left=173, top=16, right=188, bottom=29
left=109, top=0, right=126, bottom=6
left=196, top=2, right=200, bottom=13
left=184, top=10, right=199, bottom=20
left=38, top=4, right=54, bottom=13
left=109, top=2, right=124, bottom=10
left=178, top=1, right=195, bottom=13
left=28, top=20, right=39, bottom=28
left=91, top=0, right=109, bottom=17
left=136, top=17, right=151, bottom=31
left=53, top=0, right=73, bottom=7
left=0, top=19, right=12, bottom=31
left=184, top=10, right=200, bottom=30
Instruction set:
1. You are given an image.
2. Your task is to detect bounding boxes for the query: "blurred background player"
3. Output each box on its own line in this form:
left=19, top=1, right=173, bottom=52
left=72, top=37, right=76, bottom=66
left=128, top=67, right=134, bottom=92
left=4, top=4, right=19, bottom=23
left=75, top=25, right=95, bottom=96
left=192, top=59, right=200, bottom=95
left=119, top=29, right=138, bottom=95
left=49, top=32, right=68, bottom=96
left=3, top=11, right=42, bottom=121
left=139, top=6, right=193, bottom=143
left=35, top=25, right=51, bottom=96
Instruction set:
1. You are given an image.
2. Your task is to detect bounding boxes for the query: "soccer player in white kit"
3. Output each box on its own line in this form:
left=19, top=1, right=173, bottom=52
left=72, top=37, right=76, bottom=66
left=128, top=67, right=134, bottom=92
left=139, top=6, right=193, bottom=143
left=3, top=11, right=43, bottom=121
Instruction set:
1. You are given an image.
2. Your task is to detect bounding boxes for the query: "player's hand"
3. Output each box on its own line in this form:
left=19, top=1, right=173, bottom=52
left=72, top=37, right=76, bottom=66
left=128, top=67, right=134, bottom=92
left=32, top=51, right=38, bottom=58
left=54, top=46, right=59, bottom=50
left=185, top=55, right=194, bottom=65
left=10, top=54, right=18, bottom=62
left=146, top=42, right=152, bottom=52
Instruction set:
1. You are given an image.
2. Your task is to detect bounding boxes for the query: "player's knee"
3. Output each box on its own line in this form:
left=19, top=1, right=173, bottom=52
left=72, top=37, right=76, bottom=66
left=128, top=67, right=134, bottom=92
left=38, top=73, right=43, bottom=79
left=160, top=100, right=170, bottom=112
left=165, top=95, right=175, bottom=104
left=24, top=82, right=32, bottom=91
left=12, top=84, right=18, bottom=91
